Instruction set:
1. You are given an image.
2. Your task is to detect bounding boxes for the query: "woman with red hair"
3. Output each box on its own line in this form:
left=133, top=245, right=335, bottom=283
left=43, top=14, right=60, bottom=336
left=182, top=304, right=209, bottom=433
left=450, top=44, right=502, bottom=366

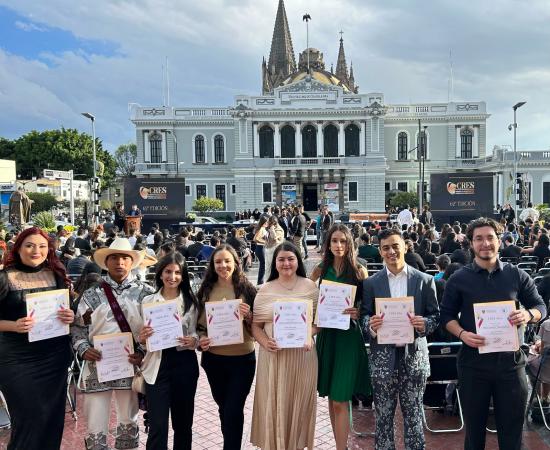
left=0, top=227, right=74, bottom=450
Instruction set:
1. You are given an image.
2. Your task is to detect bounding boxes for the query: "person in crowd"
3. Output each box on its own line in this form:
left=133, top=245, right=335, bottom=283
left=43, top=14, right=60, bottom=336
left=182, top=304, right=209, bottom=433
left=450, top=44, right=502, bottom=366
left=253, top=216, right=269, bottom=285
left=138, top=252, right=200, bottom=450
left=319, top=206, right=333, bottom=251
left=197, top=236, right=220, bottom=262
left=289, top=206, right=307, bottom=257
left=0, top=227, right=74, bottom=450
left=310, top=224, right=371, bottom=450
left=127, top=228, right=138, bottom=248
left=278, top=207, right=290, bottom=239
left=397, top=204, right=414, bottom=230
left=71, top=238, right=155, bottom=450
left=299, top=205, right=312, bottom=259
left=250, top=242, right=318, bottom=450
left=67, top=248, right=93, bottom=276
left=187, top=231, right=206, bottom=259
left=361, top=228, right=439, bottom=450
left=527, top=320, right=550, bottom=412
left=74, top=227, right=92, bottom=252
left=419, top=204, right=433, bottom=225
left=501, top=223, right=519, bottom=246
left=197, top=245, right=257, bottom=450
left=522, top=233, right=550, bottom=270
left=226, top=228, right=252, bottom=271
left=500, top=234, right=523, bottom=259
left=503, top=202, right=516, bottom=224
left=127, top=204, right=141, bottom=217
left=357, top=233, right=381, bottom=263
left=520, top=202, right=540, bottom=223
left=450, top=239, right=472, bottom=265
left=434, top=254, right=451, bottom=281
left=417, top=239, right=437, bottom=266
left=263, top=215, right=285, bottom=283
left=404, top=239, right=426, bottom=272
left=441, top=217, right=546, bottom=450
left=440, top=232, right=461, bottom=254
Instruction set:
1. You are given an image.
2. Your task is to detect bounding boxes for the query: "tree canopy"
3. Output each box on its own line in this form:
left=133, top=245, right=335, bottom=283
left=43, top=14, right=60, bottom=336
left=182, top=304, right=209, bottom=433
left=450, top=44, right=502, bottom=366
left=192, top=197, right=224, bottom=212
left=0, top=128, right=116, bottom=189
left=114, top=142, right=137, bottom=177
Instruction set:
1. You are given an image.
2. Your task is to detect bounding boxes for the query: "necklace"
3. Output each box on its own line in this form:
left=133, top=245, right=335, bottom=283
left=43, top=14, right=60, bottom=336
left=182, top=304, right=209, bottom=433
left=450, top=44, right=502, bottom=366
left=277, top=277, right=299, bottom=291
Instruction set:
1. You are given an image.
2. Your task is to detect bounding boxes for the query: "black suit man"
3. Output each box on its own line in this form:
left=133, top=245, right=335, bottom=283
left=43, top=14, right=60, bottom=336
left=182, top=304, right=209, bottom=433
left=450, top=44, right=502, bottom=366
left=361, top=228, right=439, bottom=450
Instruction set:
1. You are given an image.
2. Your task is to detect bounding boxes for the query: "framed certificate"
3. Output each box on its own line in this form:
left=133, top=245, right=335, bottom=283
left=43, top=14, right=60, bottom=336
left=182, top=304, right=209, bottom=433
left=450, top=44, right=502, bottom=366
left=205, top=299, right=244, bottom=347
left=473, top=300, right=519, bottom=354
left=94, top=332, right=134, bottom=383
left=26, top=288, right=70, bottom=342
left=273, top=300, right=311, bottom=349
left=142, top=300, right=184, bottom=352
left=375, top=297, right=415, bottom=345
left=315, top=281, right=355, bottom=330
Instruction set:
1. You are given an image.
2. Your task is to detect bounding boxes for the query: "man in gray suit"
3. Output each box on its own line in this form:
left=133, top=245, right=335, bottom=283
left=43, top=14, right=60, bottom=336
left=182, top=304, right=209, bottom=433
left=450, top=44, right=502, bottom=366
left=361, top=228, right=440, bottom=450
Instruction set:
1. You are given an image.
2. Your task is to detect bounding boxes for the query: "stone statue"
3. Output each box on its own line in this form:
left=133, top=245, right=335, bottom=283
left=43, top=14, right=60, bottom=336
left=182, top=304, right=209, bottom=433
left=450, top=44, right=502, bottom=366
left=9, top=188, right=33, bottom=225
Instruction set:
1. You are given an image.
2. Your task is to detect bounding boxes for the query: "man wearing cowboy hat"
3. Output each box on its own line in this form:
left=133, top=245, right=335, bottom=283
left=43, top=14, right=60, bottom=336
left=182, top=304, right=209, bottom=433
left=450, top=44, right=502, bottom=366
left=71, top=237, right=155, bottom=450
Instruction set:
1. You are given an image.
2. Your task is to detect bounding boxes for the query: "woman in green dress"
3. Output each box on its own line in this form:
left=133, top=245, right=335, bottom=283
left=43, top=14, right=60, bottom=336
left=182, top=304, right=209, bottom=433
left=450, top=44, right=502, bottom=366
left=310, top=223, right=371, bottom=450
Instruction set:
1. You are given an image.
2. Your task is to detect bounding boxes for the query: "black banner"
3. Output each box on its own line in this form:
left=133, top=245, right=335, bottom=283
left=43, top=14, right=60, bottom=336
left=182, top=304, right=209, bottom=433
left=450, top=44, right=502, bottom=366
left=124, top=178, right=185, bottom=224
left=430, top=172, right=494, bottom=222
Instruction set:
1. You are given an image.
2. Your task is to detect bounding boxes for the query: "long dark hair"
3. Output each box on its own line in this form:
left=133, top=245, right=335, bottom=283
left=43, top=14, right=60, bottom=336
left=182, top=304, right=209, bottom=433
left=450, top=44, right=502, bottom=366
left=4, top=227, right=70, bottom=288
left=197, top=245, right=256, bottom=307
left=154, top=252, right=199, bottom=313
left=254, top=215, right=269, bottom=234
left=266, top=241, right=307, bottom=282
left=320, top=224, right=364, bottom=285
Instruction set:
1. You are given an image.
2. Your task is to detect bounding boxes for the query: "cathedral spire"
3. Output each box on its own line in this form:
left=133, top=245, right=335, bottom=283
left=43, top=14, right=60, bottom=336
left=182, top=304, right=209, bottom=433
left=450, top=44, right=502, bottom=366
left=268, top=0, right=296, bottom=80
left=335, top=31, right=349, bottom=84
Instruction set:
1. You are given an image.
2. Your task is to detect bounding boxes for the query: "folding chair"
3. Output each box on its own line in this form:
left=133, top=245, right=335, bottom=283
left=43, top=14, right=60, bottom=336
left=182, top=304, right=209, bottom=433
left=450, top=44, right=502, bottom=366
left=527, top=347, right=550, bottom=430
left=66, top=349, right=83, bottom=421
left=422, top=342, right=464, bottom=433
left=521, top=255, right=539, bottom=264
left=500, top=257, right=519, bottom=265
left=537, top=268, right=550, bottom=277
left=0, top=390, right=10, bottom=430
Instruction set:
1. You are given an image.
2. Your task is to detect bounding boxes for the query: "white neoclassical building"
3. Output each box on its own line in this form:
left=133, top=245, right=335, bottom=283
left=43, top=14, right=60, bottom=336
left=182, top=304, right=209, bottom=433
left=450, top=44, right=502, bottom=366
left=130, top=0, right=549, bottom=213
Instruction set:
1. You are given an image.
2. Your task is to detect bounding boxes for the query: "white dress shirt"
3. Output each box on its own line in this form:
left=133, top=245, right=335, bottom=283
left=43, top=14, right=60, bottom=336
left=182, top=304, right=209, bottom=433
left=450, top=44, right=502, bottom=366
left=386, top=264, right=409, bottom=298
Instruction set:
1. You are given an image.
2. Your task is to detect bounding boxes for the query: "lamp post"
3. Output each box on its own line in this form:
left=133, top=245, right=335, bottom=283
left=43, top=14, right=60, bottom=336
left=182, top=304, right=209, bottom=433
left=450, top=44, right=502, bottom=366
left=512, top=101, right=526, bottom=219
left=81, top=112, right=98, bottom=225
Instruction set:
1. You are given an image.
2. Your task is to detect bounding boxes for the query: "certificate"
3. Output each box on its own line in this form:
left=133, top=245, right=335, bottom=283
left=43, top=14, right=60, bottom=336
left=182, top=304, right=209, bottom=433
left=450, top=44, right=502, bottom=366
left=26, top=289, right=70, bottom=342
left=205, top=299, right=243, bottom=347
left=473, top=300, right=519, bottom=354
left=315, top=281, right=355, bottom=330
left=94, top=332, right=134, bottom=383
left=375, top=297, right=415, bottom=345
left=142, top=300, right=184, bottom=352
left=273, top=300, right=311, bottom=348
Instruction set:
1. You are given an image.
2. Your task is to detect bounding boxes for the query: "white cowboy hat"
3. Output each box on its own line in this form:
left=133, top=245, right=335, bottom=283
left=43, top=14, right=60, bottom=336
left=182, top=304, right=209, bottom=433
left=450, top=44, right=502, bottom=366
left=93, top=237, right=145, bottom=270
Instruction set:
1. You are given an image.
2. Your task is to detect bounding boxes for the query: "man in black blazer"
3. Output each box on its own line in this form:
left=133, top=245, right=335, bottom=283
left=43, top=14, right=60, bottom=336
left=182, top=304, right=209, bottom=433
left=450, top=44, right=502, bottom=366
left=361, top=228, right=440, bottom=450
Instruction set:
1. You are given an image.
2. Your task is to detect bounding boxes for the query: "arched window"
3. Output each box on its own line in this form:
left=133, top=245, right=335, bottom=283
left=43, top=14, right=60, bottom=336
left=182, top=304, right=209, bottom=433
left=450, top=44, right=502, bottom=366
left=280, top=125, right=296, bottom=158
left=461, top=128, right=473, bottom=159
left=214, top=135, right=225, bottom=163
left=149, top=132, right=162, bottom=164
left=397, top=132, right=408, bottom=160
left=194, top=135, right=205, bottom=163
left=302, top=125, right=317, bottom=157
left=323, top=124, right=338, bottom=157
left=259, top=125, right=274, bottom=158
left=345, top=124, right=360, bottom=157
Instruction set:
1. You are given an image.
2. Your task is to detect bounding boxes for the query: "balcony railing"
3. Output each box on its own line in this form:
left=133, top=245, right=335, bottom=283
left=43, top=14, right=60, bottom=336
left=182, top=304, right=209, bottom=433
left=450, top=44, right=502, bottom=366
left=275, top=157, right=342, bottom=166
left=135, top=163, right=178, bottom=173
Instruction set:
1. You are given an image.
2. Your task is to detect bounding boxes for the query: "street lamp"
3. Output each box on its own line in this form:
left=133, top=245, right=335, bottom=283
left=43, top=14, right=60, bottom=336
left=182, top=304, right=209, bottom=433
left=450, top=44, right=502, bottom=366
left=81, top=112, right=98, bottom=225
left=511, top=101, right=526, bottom=219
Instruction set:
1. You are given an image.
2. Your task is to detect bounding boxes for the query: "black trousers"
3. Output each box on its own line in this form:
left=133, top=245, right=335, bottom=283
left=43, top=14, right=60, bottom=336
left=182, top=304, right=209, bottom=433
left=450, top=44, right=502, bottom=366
left=145, top=348, right=199, bottom=450
left=457, top=347, right=528, bottom=450
left=201, top=351, right=256, bottom=450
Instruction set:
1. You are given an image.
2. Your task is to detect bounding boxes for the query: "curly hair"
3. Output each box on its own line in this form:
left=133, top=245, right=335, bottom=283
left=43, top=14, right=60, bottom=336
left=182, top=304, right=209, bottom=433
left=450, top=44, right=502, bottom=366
left=466, top=217, right=502, bottom=242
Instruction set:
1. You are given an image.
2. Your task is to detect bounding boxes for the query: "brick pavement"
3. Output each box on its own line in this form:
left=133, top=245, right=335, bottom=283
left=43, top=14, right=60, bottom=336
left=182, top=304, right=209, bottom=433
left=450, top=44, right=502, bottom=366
left=1, top=245, right=549, bottom=449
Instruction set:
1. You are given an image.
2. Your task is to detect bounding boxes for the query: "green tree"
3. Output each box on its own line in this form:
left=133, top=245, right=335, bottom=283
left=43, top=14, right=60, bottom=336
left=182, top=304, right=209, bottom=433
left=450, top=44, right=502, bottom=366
left=389, top=191, right=419, bottom=209
left=27, top=192, right=58, bottom=213
left=2, top=128, right=116, bottom=190
left=114, top=143, right=137, bottom=177
left=192, top=197, right=224, bottom=213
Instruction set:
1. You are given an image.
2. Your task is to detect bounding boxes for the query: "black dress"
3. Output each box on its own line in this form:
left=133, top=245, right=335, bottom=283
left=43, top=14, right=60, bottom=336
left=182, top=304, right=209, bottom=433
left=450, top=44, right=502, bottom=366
left=0, top=263, right=72, bottom=450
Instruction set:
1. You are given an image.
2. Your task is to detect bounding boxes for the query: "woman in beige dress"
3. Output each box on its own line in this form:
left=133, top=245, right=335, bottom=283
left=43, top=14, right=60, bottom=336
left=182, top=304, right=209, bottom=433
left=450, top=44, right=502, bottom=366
left=250, top=241, right=319, bottom=450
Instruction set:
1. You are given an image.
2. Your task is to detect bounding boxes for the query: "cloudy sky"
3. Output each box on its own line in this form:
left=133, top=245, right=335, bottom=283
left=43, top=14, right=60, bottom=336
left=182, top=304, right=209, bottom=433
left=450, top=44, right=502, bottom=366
left=0, top=0, right=549, bottom=153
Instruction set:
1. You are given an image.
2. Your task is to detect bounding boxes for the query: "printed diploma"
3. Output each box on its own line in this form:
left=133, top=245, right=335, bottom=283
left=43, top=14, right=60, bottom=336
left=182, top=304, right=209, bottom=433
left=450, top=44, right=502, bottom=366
left=316, top=281, right=354, bottom=330
left=94, top=332, right=135, bottom=383
left=273, top=300, right=311, bottom=348
left=473, top=300, right=519, bottom=354
left=142, top=300, right=184, bottom=352
left=205, top=299, right=244, bottom=347
left=26, top=289, right=70, bottom=342
left=375, top=297, right=415, bottom=345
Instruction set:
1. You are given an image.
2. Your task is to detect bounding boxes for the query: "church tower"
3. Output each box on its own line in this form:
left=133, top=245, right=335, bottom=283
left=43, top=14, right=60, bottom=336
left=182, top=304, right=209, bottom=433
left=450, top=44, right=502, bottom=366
left=262, top=0, right=296, bottom=94
left=335, top=34, right=350, bottom=88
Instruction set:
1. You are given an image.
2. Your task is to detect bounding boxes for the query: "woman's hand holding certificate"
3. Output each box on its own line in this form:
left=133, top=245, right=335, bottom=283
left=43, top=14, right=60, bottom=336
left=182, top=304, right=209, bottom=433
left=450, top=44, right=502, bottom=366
left=374, top=297, right=415, bottom=345
left=205, top=299, right=244, bottom=347
left=141, top=300, right=184, bottom=352
left=273, top=300, right=311, bottom=349
left=26, top=289, right=70, bottom=342
left=316, top=282, right=354, bottom=330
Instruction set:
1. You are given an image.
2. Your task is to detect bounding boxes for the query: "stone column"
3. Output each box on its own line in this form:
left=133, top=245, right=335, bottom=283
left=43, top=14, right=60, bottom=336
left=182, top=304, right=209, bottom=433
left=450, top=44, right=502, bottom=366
left=295, top=122, right=302, bottom=158
left=455, top=126, right=461, bottom=158
left=359, top=121, right=366, bottom=155
left=317, top=122, right=323, bottom=157
left=253, top=122, right=259, bottom=157
left=274, top=122, right=281, bottom=158
left=473, top=126, right=479, bottom=158
left=338, top=121, right=345, bottom=157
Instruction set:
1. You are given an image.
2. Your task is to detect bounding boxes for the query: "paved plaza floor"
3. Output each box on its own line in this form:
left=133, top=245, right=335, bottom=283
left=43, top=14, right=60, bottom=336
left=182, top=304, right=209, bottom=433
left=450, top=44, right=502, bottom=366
left=1, top=246, right=549, bottom=449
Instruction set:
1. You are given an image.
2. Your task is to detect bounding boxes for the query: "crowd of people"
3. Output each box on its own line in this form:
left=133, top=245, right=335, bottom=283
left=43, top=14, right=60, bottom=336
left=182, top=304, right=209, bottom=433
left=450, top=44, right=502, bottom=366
left=0, top=204, right=549, bottom=450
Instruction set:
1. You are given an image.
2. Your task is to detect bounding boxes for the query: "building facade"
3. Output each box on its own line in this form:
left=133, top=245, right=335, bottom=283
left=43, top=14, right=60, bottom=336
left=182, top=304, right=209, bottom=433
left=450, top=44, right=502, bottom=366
left=130, top=0, right=547, bottom=213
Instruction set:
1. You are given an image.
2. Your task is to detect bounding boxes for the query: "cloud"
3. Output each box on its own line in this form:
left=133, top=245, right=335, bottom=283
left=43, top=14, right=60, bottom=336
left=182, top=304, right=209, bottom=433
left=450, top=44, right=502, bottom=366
left=14, top=20, right=48, bottom=32
left=0, top=0, right=548, bottom=152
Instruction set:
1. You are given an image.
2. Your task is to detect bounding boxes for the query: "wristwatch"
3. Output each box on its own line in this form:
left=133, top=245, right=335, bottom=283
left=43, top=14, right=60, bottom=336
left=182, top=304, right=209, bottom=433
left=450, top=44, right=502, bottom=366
left=526, top=309, right=535, bottom=323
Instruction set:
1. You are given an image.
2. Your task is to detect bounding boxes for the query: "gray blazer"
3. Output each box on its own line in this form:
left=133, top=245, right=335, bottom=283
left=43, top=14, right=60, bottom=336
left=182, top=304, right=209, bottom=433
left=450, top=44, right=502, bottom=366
left=360, top=265, right=440, bottom=378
